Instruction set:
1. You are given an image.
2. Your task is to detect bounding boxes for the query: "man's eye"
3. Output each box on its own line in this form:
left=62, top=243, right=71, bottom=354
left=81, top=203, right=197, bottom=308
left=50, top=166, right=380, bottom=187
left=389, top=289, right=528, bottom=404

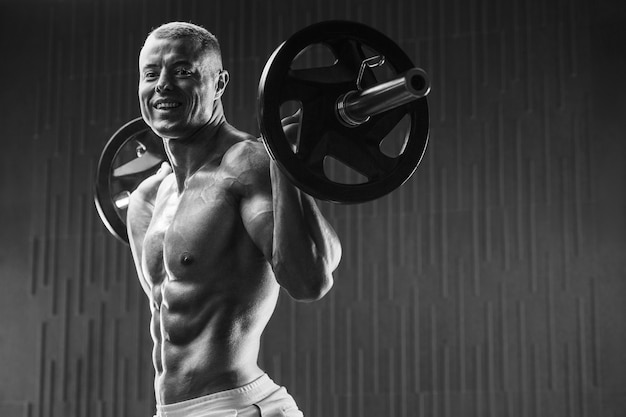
left=144, top=72, right=158, bottom=80
left=176, top=68, right=191, bottom=76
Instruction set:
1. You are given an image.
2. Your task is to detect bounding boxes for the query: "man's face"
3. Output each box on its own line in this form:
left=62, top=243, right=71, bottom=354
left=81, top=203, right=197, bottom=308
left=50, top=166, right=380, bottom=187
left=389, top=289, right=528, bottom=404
left=138, top=36, right=225, bottom=139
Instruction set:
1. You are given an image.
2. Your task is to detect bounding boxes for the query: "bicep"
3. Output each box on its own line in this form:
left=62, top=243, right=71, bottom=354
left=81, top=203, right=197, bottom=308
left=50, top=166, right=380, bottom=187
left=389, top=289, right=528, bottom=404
left=226, top=140, right=275, bottom=261
left=240, top=191, right=274, bottom=263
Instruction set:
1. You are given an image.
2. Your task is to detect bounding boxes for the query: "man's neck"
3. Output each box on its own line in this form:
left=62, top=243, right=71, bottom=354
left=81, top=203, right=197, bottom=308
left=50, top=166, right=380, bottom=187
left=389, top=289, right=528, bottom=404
left=163, top=102, right=228, bottom=194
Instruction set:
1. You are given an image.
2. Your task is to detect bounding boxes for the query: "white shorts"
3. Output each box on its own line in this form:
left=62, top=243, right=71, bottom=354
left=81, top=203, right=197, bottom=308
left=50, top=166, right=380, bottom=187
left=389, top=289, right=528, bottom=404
left=154, top=374, right=303, bottom=417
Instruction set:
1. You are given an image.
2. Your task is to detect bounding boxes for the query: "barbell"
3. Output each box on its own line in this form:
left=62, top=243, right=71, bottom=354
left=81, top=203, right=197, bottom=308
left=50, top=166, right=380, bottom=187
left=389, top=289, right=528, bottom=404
left=94, top=20, right=430, bottom=244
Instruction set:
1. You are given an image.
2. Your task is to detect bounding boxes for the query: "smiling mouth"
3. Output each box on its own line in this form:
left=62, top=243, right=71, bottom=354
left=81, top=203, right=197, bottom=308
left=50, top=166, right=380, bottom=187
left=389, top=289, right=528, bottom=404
left=154, top=101, right=182, bottom=110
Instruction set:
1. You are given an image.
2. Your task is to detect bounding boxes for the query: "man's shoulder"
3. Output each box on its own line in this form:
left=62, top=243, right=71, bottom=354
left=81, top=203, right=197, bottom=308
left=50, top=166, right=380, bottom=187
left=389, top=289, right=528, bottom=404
left=221, top=134, right=270, bottom=174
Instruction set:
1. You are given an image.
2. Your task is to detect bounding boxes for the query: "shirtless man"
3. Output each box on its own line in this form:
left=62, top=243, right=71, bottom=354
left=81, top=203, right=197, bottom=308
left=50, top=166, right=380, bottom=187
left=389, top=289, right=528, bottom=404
left=127, top=22, right=342, bottom=417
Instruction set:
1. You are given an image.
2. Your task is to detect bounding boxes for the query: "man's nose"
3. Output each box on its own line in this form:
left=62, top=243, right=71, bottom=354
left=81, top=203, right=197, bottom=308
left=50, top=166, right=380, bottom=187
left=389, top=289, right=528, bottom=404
left=155, top=71, right=173, bottom=93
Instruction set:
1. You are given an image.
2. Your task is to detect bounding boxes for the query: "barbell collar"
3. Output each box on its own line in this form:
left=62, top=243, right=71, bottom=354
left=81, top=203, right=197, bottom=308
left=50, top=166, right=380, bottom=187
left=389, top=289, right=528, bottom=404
left=336, top=67, right=430, bottom=128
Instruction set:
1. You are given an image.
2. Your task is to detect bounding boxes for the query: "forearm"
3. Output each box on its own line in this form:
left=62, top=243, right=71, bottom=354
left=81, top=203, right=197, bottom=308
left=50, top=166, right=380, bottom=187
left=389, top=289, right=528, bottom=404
left=270, top=162, right=342, bottom=301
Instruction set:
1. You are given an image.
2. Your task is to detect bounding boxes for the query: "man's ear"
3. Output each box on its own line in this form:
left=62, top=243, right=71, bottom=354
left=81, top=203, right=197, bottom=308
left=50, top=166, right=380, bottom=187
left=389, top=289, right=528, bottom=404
left=215, top=70, right=229, bottom=100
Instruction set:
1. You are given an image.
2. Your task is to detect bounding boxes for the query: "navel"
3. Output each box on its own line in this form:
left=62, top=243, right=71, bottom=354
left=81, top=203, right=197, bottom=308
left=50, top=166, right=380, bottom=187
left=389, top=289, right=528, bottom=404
left=180, top=252, right=194, bottom=266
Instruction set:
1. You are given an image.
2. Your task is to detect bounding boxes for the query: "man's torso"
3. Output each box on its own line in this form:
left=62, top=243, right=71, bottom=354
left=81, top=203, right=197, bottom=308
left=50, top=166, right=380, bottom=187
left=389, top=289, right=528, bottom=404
left=136, top=130, right=279, bottom=404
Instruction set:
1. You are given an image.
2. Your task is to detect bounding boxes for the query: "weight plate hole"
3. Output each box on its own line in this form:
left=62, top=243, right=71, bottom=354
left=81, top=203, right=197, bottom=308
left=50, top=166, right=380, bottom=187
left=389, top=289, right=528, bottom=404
left=291, top=44, right=337, bottom=69
left=379, top=114, right=410, bottom=158
left=280, top=100, right=303, bottom=153
left=323, top=156, right=368, bottom=185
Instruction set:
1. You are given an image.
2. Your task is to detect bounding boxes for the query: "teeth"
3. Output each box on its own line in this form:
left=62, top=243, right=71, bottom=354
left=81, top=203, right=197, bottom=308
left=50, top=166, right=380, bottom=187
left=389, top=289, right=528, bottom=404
left=155, top=102, right=181, bottom=109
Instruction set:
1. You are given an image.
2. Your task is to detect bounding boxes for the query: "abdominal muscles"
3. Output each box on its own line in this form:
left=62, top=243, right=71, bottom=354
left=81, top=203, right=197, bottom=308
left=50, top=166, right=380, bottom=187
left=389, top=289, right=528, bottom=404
left=148, top=260, right=279, bottom=403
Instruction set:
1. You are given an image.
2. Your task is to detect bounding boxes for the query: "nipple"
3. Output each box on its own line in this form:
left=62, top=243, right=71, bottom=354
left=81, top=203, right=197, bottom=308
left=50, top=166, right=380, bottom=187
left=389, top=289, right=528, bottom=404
left=180, top=253, right=194, bottom=266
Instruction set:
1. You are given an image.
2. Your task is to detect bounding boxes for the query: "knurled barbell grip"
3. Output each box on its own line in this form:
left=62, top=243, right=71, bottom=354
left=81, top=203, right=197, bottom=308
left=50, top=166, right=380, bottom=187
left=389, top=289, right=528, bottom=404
left=336, top=67, right=430, bottom=127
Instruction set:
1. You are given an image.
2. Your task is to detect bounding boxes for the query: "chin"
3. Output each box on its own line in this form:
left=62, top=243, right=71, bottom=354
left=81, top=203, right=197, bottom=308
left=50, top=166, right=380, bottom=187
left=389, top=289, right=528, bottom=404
left=150, top=120, right=185, bottom=139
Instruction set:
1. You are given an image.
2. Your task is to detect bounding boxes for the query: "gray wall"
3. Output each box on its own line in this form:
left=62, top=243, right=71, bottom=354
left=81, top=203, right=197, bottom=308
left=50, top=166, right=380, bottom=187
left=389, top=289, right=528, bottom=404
left=1, top=0, right=625, bottom=416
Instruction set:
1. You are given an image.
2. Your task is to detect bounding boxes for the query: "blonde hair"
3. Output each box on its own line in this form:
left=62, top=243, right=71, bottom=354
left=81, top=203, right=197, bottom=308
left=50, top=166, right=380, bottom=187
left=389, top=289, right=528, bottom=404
left=146, top=22, right=223, bottom=74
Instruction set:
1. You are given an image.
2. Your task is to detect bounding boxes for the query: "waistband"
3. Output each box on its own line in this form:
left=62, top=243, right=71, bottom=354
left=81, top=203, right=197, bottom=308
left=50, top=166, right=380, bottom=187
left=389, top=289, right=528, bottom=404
left=156, top=374, right=278, bottom=416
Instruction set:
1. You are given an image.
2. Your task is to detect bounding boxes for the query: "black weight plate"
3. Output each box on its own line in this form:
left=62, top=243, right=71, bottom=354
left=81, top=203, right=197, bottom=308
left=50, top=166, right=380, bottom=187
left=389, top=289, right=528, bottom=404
left=94, top=118, right=166, bottom=244
left=258, top=20, right=429, bottom=203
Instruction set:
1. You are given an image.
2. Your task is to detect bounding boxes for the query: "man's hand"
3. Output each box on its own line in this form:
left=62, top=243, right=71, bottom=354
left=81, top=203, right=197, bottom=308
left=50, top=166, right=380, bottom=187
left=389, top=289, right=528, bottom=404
left=131, top=161, right=172, bottom=207
left=281, top=109, right=301, bottom=153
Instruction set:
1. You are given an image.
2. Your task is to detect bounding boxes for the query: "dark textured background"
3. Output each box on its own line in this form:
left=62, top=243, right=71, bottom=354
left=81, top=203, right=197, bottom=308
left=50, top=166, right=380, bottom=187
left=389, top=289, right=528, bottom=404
left=1, top=0, right=625, bottom=416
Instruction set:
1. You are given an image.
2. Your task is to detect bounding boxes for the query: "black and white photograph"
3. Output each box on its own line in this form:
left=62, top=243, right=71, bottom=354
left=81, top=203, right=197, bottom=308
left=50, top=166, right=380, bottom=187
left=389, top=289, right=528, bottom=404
left=0, top=0, right=624, bottom=416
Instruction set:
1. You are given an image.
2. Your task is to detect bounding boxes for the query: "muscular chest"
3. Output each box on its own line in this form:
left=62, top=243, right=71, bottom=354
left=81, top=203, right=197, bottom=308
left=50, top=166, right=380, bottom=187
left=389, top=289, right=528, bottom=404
left=141, top=178, right=241, bottom=285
